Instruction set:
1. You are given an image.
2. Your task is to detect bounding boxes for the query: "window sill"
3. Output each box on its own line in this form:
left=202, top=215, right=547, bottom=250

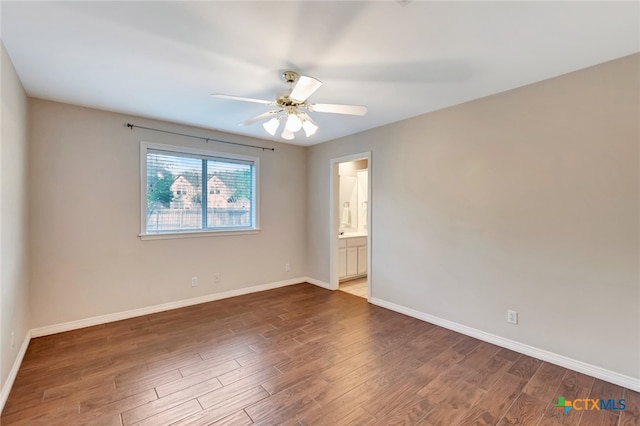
left=139, top=228, right=261, bottom=241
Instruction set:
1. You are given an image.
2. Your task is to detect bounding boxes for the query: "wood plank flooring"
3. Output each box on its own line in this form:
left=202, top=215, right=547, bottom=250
left=1, top=283, right=637, bottom=425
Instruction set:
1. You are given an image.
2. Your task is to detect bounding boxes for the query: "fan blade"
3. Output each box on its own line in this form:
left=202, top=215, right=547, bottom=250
left=239, top=110, right=281, bottom=126
left=211, top=94, right=273, bottom=105
left=289, top=76, right=323, bottom=103
left=310, top=103, right=368, bottom=116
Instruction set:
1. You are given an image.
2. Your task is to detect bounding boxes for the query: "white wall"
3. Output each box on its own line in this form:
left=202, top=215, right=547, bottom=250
left=308, top=54, right=640, bottom=379
left=0, top=43, right=30, bottom=390
left=28, top=100, right=308, bottom=328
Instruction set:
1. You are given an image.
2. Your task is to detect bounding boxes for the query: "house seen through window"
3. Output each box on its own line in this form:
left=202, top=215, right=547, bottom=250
left=142, top=143, right=258, bottom=236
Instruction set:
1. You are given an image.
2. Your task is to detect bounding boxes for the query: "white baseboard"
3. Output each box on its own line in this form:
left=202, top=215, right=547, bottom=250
left=304, top=277, right=333, bottom=291
left=0, top=332, right=30, bottom=413
left=370, top=297, right=640, bottom=393
left=31, top=277, right=309, bottom=338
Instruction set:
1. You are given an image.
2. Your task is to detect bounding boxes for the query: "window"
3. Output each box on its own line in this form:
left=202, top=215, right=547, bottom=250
left=140, top=142, right=259, bottom=239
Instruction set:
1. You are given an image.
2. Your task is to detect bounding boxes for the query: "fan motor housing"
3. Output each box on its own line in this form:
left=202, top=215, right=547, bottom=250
left=276, top=94, right=303, bottom=108
left=277, top=71, right=304, bottom=109
left=282, top=71, right=299, bottom=84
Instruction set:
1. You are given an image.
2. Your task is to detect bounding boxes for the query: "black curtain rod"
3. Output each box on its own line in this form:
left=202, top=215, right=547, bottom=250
left=126, top=123, right=275, bottom=152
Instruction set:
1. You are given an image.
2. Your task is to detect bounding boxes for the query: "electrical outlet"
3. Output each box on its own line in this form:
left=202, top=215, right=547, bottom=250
left=191, top=277, right=198, bottom=287
left=507, top=310, right=518, bottom=325
left=285, top=263, right=290, bottom=272
left=214, top=273, right=221, bottom=283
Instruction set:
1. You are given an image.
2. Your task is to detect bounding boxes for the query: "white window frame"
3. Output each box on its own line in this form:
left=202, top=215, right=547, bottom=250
left=139, top=141, right=260, bottom=240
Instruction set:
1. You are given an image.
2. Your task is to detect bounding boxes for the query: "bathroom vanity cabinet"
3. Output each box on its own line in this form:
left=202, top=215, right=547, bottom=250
left=338, top=235, right=367, bottom=281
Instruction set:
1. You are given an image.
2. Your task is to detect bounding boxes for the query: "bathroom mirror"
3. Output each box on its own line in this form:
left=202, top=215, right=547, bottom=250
left=339, top=169, right=368, bottom=233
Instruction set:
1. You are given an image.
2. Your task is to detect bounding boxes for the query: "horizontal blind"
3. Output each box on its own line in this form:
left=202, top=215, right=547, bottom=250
left=145, top=148, right=255, bottom=234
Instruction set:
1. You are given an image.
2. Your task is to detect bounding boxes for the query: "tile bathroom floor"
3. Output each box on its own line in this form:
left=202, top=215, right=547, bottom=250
left=339, top=277, right=367, bottom=299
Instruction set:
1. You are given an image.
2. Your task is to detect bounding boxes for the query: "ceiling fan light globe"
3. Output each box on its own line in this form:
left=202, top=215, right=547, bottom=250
left=263, top=117, right=280, bottom=136
left=281, top=128, right=295, bottom=140
left=302, top=120, right=318, bottom=137
left=285, top=113, right=302, bottom=132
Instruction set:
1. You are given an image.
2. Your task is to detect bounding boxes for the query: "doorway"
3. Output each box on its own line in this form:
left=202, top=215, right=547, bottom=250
left=330, top=152, right=371, bottom=301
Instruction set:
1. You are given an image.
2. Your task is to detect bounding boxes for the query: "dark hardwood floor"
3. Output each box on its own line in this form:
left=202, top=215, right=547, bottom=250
left=1, top=283, right=637, bottom=425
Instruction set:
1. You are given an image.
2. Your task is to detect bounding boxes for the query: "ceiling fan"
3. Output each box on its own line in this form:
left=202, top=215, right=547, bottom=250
left=211, top=71, right=368, bottom=140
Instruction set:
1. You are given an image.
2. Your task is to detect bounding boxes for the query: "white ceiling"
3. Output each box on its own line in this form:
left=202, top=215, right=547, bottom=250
left=1, top=1, right=638, bottom=146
